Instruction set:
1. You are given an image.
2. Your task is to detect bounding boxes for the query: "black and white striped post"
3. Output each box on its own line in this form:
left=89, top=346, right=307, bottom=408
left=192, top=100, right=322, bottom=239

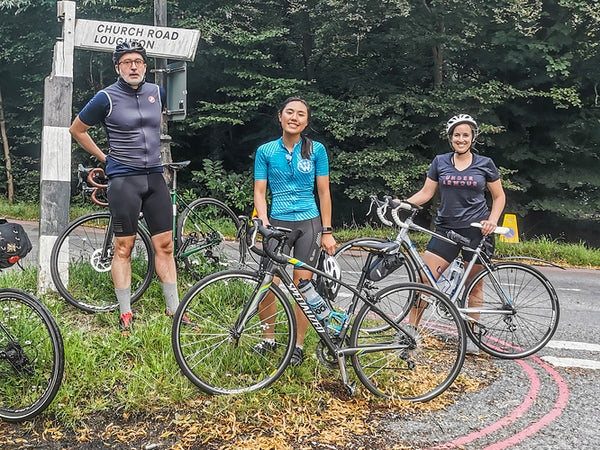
left=38, top=1, right=75, bottom=293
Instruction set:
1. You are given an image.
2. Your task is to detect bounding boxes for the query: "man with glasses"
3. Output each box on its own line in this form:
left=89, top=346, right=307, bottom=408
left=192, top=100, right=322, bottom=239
left=69, top=41, right=180, bottom=336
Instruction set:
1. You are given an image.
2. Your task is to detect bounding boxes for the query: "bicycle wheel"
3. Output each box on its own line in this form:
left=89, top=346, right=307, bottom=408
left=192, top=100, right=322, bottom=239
left=0, top=289, right=64, bottom=421
left=335, top=238, right=417, bottom=332
left=177, top=198, right=241, bottom=277
left=172, top=270, right=296, bottom=395
left=350, top=282, right=466, bottom=402
left=460, top=262, right=560, bottom=359
left=50, top=211, right=155, bottom=313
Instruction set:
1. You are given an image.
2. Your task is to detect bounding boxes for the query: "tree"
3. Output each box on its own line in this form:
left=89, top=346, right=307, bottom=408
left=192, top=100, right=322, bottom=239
left=0, top=87, right=14, bottom=202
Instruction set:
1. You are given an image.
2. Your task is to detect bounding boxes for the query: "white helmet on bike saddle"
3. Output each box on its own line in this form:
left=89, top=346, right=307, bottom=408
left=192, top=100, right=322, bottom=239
left=315, top=253, right=341, bottom=301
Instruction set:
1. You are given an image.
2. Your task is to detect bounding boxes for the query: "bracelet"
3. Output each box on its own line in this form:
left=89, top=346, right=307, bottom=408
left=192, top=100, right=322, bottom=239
left=321, top=226, right=332, bottom=232
left=322, top=231, right=332, bottom=235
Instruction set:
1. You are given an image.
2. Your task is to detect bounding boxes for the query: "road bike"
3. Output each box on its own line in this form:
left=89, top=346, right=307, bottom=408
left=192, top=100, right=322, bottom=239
left=171, top=217, right=467, bottom=402
left=335, top=196, right=560, bottom=359
left=0, top=288, right=64, bottom=421
left=50, top=161, right=241, bottom=313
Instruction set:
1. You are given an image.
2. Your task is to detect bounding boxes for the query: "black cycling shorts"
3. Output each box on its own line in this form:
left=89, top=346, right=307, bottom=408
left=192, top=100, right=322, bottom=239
left=107, top=173, right=172, bottom=237
left=268, top=216, right=323, bottom=267
left=426, top=225, right=494, bottom=263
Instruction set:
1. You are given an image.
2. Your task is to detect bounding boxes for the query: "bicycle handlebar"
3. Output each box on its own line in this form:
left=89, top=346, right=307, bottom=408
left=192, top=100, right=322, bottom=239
left=369, top=194, right=511, bottom=249
left=77, top=164, right=108, bottom=207
left=246, top=218, right=291, bottom=265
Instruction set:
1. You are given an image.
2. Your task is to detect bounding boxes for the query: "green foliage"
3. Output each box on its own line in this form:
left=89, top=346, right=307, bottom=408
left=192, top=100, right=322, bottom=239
left=190, top=159, right=254, bottom=213
left=1, top=0, right=599, bottom=235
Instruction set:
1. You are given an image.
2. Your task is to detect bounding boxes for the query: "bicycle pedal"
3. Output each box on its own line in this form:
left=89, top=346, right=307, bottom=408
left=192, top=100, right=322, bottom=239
left=344, top=381, right=358, bottom=396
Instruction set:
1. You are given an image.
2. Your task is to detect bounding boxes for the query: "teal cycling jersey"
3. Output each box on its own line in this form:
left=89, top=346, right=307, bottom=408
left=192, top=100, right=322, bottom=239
left=254, top=137, right=329, bottom=221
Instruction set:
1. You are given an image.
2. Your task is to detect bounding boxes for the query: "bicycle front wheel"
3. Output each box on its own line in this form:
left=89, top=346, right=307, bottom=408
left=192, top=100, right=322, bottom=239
left=350, top=282, right=466, bottom=402
left=461, top=262, right=560, bottom=359
left=171, top=270, right=296, bottom=395
left=0, top=289, right=64, bottom=422
left=50, top=211, right=155, bottom=313
left=177, top=198, right=241, bottom=278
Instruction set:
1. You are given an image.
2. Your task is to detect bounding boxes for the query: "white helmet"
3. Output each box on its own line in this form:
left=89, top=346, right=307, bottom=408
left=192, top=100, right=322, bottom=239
left=315, top=253, right=341, bottom=301
left=446, top=114, right=479, bottom=139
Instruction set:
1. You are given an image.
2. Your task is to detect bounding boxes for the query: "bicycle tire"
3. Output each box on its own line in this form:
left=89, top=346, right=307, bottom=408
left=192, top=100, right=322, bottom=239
left=460, top=262, right=560, bottom=359
left=177, top=198, right=242, bottom=277
left=171, top=270, right=296, bottom=395
left=350, top=282, right=466, bottom=402
left=50, top=211, right=155, bottom=313
left=335, top=237, right=417, bottom=332
left=0, top=289, right=64, bottom=421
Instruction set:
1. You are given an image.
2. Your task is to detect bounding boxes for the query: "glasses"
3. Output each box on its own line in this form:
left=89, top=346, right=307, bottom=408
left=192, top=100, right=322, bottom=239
left=118, top=58, right=145, bottom=67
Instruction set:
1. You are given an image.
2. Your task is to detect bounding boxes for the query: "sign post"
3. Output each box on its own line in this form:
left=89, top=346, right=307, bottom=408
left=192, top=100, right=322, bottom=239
left=38, top=1, right=200, bottom=293
left=38, top=1, right=75, bottom=293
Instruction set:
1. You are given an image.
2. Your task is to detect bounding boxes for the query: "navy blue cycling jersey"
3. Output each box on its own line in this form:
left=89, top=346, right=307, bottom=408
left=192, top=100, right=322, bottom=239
left=254, top=137, right=329, bottom=221
left=427, top=152, right=500, bottom=228
left=78, top=78, right=166, bottom=177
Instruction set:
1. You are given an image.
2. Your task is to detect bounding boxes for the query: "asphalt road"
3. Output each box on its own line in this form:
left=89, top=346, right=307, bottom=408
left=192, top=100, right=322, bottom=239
left=380, top=265, right=600, bottom=449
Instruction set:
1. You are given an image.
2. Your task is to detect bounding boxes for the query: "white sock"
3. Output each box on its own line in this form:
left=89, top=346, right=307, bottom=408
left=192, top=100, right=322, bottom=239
left=115, top=286, right=132, bottom=316
left=162, top=282, right=179, bottom=315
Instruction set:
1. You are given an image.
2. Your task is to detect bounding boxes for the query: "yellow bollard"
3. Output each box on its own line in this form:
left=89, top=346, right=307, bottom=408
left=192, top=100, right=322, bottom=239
left=500, top=214, right=519, bottom=243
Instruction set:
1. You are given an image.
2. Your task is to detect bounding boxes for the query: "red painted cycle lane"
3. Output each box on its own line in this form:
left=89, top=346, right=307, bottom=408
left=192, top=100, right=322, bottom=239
left=430, top=355, right=569, bottom=449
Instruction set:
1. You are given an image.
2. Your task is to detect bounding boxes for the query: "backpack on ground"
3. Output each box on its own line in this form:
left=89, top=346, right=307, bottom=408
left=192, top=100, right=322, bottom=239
left=0, top=217, right=33, bottom=268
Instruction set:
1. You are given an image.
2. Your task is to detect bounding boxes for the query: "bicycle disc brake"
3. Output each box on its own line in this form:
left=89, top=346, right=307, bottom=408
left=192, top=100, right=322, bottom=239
left=2, top=341, right=36, bottom=375
left=91, top=248, right=113, bottom=272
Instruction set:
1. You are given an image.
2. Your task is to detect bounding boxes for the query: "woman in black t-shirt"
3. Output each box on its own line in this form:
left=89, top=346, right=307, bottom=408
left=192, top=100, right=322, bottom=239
left=404, top=114, right=506, bottom=352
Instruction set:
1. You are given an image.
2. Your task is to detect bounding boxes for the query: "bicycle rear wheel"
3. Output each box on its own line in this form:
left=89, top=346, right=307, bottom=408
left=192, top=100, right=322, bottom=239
left=177, top=198, right=241, bottom=278
left=50, top=211, right=155, bottom=313
left=171, top=270, right=296, bottom=395
left=350, top=282, right=466, bottom=402
left=0, top=289, right=64, bottom=421
left=461, top=262, right=560, bottom=359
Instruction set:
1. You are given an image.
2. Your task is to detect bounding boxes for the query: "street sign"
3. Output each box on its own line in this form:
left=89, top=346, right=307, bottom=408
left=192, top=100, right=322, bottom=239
left=74, top=19, right=200, bottom=61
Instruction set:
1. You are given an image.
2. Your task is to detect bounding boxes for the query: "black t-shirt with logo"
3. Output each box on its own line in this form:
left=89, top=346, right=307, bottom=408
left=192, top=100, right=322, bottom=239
left=426, top=152, right=500, bottom=228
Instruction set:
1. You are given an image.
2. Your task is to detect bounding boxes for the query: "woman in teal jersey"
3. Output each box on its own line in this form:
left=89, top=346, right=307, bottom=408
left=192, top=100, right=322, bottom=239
left=253, top=97, right=336, bottom=366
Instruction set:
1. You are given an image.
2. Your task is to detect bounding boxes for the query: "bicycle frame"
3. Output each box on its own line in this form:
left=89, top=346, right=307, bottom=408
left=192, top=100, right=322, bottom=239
left=242, top=240, right=415, bottom=392
left=377, top=199, right=516, bottom=324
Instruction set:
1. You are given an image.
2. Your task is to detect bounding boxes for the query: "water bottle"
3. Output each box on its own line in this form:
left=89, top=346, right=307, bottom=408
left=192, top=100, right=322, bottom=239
left=298, top=279, right=332, bottom=322
left=447, top=257, right=464, bottom=296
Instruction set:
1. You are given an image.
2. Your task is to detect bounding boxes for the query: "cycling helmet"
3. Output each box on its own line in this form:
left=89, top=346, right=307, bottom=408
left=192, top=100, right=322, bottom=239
left=315, top=253, right=341, bottom=301
left=113, top=40, right=147, bottom=65
left=446, top=114, right=479, bottom=139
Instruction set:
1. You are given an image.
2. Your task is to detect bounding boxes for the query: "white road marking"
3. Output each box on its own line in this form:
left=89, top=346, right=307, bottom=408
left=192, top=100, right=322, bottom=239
left=545, top=340, right=600, bottom=352
left=541, top=356, right=600, bottom=370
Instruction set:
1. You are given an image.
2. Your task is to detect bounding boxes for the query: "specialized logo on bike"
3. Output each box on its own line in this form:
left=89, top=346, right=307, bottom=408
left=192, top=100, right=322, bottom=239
left=148, top=96, right=156, bottom=103
left=296, top=159, right=313, bottom=174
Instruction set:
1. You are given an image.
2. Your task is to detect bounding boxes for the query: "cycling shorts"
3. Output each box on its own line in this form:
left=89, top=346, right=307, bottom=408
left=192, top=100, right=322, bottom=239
left=426, top=225, right=494, bottom=263
left=107, top=173, right=172, bottom=237
left=268, top=216, right=323, bottom=267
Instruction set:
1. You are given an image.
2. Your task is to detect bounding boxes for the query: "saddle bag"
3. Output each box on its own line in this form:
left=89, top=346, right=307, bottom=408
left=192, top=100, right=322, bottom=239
left=366, top=252, right=405, bottom=281
left=0, top=219, right=33, bottom=268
